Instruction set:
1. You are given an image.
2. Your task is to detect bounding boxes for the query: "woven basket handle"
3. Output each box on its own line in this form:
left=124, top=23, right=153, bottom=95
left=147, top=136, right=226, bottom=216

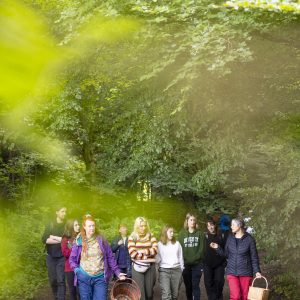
left=251, top=276, right=268, bottom=289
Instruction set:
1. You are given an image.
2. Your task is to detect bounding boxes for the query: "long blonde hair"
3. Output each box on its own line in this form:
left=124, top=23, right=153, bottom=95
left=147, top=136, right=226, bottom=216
left=130, top=216, right=151, bottom=241
left=183, top=212, right=199, bottom=230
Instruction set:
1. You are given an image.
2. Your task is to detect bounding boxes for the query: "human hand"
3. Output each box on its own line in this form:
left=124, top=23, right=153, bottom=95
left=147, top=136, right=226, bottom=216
left=255, top=272, right=262, bottom=278
left=118, top=239, right=124, bottom=246
left=50, top=235, right=61, bottom=242
left=118, top=273, right=126, bottom=280
left=210, top=242, right=219, bottom=249
left=74, top=268, right=80, bottom=275
left=67, top=241, right=72, bottom=249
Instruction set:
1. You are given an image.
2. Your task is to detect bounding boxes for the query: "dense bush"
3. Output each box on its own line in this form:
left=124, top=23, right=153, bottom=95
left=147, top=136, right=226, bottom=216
left=0, top=210, right=47, bottom=299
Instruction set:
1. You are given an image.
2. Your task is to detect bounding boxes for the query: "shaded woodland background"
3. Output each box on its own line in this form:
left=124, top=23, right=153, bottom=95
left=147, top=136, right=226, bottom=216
left=0, top=0, right=299, bottom=299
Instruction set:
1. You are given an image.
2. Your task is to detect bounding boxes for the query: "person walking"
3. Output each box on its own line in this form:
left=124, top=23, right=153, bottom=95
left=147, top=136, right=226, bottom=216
left=69, top=214, right=126, bottom=300
left=203, top=219, right=226, bottom=300
left=111, top=224, right=132, bottom=278
left=128, top=217, right=158, bottom=300
left=178, top=213, right=204, bottom=300
left=61, top=219, right=80, bottom=300
left=42, top=205, right=67, bottom=300
left=156, top=225, right=184, bottom=300
left=210, top=217, right=262, bottom=300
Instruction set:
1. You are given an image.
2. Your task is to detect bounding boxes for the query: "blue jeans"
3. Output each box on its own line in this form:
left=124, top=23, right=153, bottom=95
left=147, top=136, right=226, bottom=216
left=182, top=263, right=203, bottom=300
left=77, top=270, right=107, bottom=300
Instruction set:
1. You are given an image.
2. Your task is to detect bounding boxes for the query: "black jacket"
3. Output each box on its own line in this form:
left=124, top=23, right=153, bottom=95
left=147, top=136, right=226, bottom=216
left=42, top=220, right=65, bottom=258
left=203, top=232, right=226, bottom=268
left=216, top=233, right=260, bottom=276
left=111, top=236, right=132, bottom=277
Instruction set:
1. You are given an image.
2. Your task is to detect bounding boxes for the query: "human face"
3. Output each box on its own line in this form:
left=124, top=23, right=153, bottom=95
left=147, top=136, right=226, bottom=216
left=187, top=216, right=196, bottom=230
left=138, top=221, right=147, bottom=235
left=84, top=220, right=96, bottom=238
left=207, top=222, right=216, bottom=234
left=231, top=220, right=240, bottom=234
left=73, top=220, right=80, bottom=233
left=119, top=226, right=127, bottom=237
left=56, top=207, right=67, bottom=222
left=166, top=228, right=174, bottom=241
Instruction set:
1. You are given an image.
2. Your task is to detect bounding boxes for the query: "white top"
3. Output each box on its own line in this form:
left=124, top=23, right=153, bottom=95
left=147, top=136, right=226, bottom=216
left=156, top=241, right=184, bottom=270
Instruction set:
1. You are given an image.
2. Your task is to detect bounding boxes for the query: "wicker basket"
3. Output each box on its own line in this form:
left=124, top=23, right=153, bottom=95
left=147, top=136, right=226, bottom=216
left=110, top=278, right=141, bottom=300
left=248, top=276, right=270, bottom=300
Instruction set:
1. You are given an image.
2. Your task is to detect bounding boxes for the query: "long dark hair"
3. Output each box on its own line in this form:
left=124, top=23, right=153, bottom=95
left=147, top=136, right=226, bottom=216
left=63, top=219, right=78, bottom=239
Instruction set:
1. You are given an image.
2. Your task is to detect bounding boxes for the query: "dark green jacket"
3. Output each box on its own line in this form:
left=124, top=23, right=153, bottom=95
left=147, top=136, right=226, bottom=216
left=178, top=229, right=204, bottom=265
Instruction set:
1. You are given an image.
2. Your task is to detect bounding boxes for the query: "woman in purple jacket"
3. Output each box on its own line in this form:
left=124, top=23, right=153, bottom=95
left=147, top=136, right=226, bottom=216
left=69, top=214, right=126, bottom=300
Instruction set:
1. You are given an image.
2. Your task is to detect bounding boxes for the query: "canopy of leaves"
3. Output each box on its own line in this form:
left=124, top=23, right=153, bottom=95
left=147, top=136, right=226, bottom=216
left=0, top=0, right=300, bottom=298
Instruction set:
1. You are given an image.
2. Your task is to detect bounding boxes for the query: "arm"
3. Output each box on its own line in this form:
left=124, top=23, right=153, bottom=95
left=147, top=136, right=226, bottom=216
left=111, top=236, right=121, bottom=253
left=144, top=236, right=158, bottom=258
left=42, top=223, right=50, bottom=244
left=42, top=223, right=62, bottom=244
left=61, top=237, right=72, bottom=258
left=156, top=243, right=162, bottom=265
left=104, top=241, right=122, bottom=278
left=128, top=236, right=142, bottom=260
left=199, top=232, right=205, bottom=260
left=69, top=244, right=80, bottom=271
left=46, top=235, right=62, bottom=244
left=211, top=237, right=229, bottom=258
left=125, top=238, right=132, bottom=277
left=250, top=237, right=261, bottom=275
left=126, top=251, right=132, bottom=277
left=178, top=242, right=184, bottom=271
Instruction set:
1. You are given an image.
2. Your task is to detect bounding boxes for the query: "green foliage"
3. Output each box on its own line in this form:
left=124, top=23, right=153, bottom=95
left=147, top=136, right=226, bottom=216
left=225, top=0, right=300, bottom=14
left=0, top=130, right=40, bottom=201
left=273, top=272, right=300, bottom=300
left=0, top=210, right=47, bottom=299
left=1, top=0, right=300, bottom=299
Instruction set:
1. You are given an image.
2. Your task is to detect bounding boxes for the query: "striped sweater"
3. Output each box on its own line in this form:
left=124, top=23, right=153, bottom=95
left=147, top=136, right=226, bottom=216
left=128, top=233, right=158, bottom=260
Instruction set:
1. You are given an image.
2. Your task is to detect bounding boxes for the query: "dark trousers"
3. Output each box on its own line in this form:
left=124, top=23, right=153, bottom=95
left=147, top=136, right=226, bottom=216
left=66, top=271, right=79, bottom=300
left=182, top=264, right=202, bottom=300
left=132, top=263, right=156, bottom=300
left=46, top=255, right=65, bottom=300
left=204, top=264, right=225, bottom=300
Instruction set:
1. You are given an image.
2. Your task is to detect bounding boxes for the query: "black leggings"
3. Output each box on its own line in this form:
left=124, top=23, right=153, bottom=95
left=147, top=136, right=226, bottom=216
left=65, top=271, right=79, bottom=300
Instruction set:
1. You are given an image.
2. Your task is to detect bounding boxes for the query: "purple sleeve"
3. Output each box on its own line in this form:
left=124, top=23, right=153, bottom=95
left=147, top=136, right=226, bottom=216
left=105, top=242, right=120, bottom=277
left=69, top=244, right=80, bottom=270
left=250, top=238, right=261, bottom=274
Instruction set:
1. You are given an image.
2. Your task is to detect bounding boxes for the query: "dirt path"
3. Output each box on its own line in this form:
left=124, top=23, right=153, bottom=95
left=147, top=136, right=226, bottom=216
left=34, top=271, right=229, bottom=299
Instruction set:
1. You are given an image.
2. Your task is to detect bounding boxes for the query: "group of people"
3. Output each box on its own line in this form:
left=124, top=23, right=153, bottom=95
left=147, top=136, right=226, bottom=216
left=42, top=206, right=262, bottom=300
